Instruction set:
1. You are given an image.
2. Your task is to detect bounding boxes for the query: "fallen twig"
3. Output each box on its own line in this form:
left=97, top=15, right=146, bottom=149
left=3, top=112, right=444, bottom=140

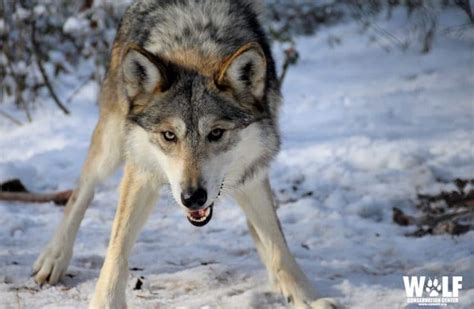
left=393, top=179, right=474, bottom=237
left=0, top=179, right=72, bottom=206
left=0, top=190, right=73, bottom=206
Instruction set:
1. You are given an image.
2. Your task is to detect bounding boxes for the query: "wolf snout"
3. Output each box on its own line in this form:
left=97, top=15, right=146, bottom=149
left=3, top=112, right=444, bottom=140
left=180, top=187, right=207, bottom=209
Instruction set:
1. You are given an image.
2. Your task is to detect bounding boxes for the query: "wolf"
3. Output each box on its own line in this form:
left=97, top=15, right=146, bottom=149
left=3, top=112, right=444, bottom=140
left=32, top=1, right=337, bottom=308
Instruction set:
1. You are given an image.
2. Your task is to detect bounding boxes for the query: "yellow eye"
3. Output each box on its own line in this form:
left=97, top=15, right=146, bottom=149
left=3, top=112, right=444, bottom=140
left=163, top=131, right=176, bottom=142
left=208, top=128, right=225, bottom=142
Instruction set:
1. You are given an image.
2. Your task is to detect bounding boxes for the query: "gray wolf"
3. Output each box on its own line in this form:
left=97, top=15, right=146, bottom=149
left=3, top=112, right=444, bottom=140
left=32, top=1, right=337, bottom=308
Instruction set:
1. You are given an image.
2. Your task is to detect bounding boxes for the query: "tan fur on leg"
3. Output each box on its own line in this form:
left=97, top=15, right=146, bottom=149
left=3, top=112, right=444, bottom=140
left=89, top=164, right=162, bottom=309
left=235, top=177, right=338, bottom=308
left=33, top=115, right=124, bottom=285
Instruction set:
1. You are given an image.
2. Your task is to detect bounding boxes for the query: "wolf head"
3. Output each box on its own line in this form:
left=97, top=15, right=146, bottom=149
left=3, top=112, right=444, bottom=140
left=121, top=44, right=279, bottom=225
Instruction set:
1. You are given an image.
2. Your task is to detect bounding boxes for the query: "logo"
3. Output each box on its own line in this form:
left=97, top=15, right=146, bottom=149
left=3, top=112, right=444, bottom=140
left=403, top=276, right=462, bottom=306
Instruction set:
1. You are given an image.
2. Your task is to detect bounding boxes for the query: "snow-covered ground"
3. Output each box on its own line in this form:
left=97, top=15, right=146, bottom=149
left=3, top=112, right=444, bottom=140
left=1, top=15, right=473, bottom=309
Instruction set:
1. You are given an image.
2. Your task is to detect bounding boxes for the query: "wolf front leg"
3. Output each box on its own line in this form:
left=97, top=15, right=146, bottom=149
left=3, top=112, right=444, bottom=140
left=90, top=164, right=161, bottom=309
left=234, top=177, right=338, bottom=309
left=33, top=115, right=124, bottom=285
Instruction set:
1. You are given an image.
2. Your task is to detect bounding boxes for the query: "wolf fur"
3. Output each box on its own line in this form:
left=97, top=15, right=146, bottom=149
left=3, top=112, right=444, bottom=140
left=32, top=1, right=337, bottom=308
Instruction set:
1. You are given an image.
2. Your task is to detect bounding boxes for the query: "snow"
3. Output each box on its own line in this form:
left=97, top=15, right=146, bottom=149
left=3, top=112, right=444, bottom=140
left=1, top=17, right=474, bottom=309
left=63, top=17, right=90, bottom=34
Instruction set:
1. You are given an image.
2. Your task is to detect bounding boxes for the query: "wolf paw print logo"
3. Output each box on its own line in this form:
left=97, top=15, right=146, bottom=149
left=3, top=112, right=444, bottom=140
left=403, top=275, right=462, bottom=306
left=425, top=278, right=442, bottom=297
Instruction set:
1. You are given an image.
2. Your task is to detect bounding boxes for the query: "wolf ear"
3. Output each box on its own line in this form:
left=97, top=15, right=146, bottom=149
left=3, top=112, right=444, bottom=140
left=122, top=47, right=168, bottom=97
left=217, top=43, right=267, bottom=100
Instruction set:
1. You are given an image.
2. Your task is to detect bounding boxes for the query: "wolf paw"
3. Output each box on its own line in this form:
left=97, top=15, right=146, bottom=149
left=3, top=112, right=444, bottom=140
left=32, top=242, right=72, bottom=285
left=280, top=283, right=339, bottom=309
left=277, top=271, right=338, bottom=309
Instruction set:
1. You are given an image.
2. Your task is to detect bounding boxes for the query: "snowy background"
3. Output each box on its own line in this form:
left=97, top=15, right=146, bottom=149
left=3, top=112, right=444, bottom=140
left=1, top=2, right=474, bottom=309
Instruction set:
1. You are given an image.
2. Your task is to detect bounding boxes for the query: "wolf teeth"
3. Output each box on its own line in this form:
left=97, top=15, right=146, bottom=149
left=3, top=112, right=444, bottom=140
left=188, top=216, right=207, bottom=222
left=187, top=207, right=210, bottom=222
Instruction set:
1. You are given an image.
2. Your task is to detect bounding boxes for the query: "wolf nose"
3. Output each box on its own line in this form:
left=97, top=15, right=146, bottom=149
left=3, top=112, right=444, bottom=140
left=181, top=188, right=207, bottom=209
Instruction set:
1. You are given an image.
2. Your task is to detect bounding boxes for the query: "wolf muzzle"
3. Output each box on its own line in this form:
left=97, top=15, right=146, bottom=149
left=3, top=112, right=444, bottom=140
left=181, top=187, right=213, bottom=226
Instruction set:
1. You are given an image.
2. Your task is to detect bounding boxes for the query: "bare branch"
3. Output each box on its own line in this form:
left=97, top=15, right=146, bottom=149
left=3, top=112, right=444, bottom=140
left=457, top=0, right=474, bottom=23
left=3, top=42, right=33, bottom=122
left=65, top=74, right=94, bottom=104
left=279, top=47, right=299, bottom=87
left=31, top=21, right=71, bottom=115
left=80, top=0, right=95, bottom=12
left=0, top=110, right=23, bottom=126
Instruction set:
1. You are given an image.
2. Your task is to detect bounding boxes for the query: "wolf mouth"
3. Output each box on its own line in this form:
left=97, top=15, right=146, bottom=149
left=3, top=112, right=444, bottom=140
left=186, top=204, right=213, bottom=227
left=185, top=182, right=223, bottom=227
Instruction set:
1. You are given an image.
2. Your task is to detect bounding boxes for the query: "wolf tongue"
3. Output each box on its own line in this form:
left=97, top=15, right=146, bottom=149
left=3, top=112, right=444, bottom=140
left=190, top=208, right=206, bottom=219
left=186, top=206, right=213, bottom=227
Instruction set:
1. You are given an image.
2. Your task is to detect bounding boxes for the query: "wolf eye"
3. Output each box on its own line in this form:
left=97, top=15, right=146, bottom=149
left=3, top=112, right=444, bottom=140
left=162, top=131, right=176, bottom=142
left=208, top=128, right=225, bottom=142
